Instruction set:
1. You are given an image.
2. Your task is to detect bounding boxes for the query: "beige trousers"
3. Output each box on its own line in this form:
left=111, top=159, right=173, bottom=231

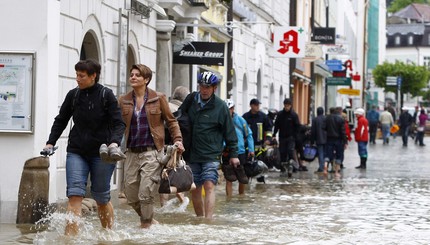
left=124, top=150, right=163, bottom=223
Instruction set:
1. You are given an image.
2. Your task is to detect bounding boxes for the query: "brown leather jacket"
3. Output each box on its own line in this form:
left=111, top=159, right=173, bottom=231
left=118, top=88, right=182, bottom=151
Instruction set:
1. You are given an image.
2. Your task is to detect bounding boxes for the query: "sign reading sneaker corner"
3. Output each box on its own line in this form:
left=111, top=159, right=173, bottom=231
left=273, top=26, right=306, bottom=58
left=173, top=42, right=225, bottom=66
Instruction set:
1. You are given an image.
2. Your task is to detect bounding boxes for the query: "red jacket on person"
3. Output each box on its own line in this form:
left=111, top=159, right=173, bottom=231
left=354, top=115, right=369, bottom=142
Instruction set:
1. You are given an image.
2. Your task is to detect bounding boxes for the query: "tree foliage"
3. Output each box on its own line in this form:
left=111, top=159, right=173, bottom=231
left=372, top=61, right=430, bottom=97
left=388, top=0, right=430, bottom=13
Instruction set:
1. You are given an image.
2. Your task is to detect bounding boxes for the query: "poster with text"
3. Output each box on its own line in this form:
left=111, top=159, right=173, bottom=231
left=0, top=52, right=34, bottom=133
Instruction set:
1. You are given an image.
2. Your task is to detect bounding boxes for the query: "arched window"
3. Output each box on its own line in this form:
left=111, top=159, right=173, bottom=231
left=395, top=36, right=400, bottom=46
left=242, top=74, right=248, bottom=113
left=256, top=69, right=262, bottom=101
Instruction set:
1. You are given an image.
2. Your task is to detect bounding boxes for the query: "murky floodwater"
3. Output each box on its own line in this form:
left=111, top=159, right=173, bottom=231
left=3, top=176, right=430, bottom=244
left=2, top=141, right=430, bottom=244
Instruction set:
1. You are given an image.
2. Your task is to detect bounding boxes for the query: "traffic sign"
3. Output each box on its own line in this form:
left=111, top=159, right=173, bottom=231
left=326, top=77, right=351, bottom=86
left=386, top=76, right=397, bottom=86
left=397, top=76, right=402, bottom=88
left=337, top=88, right=360, bottom=96
left=326, top=59, right=343, bottom=71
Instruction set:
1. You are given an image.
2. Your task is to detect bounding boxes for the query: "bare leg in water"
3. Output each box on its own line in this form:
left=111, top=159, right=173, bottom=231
left=65, top=196, right=83, bottom=236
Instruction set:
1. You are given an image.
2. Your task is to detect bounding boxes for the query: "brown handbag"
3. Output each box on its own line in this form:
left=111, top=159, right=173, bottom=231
left=158, top=147, right=196, bottom=194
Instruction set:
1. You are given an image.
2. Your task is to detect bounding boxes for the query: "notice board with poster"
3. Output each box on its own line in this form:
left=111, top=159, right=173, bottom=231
left=0, top=52, right=34, bottom=133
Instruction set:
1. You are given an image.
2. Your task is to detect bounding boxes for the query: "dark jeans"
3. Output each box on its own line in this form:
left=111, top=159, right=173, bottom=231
left=279, top=136, right=295, bottom=172
left=369, top=121, right=378, bottom=143
left=317, top=144, right=325, bottom=171
left=417, top=130, right=425, bottom=145
left=401, top=125, right=410, bottom=146
left=324, top=138, right=344, bottom=165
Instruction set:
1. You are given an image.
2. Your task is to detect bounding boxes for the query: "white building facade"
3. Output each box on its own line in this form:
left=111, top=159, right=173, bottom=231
left=231, top=0, right=291, bottom=115
left=0, top=0, right=166, bottom=223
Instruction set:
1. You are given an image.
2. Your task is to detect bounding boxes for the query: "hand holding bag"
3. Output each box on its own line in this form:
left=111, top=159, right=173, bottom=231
left=303, top=144, right=318, bottom=162
left=159, top=146, right=196, bottom=194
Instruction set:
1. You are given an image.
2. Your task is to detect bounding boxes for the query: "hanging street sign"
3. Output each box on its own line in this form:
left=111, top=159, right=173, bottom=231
left=386, top=76, right=397, bottom=86
left=326, top=77, right=351, bottom=86
left=337, top=88, right=361, bottom=96
left=272, top=26, right=307, bottom=58
left=311, top=27, right=336, bottom=44
left=325, top=59, right=343, bottom=71
left=173, top=42, right=225, bottom=65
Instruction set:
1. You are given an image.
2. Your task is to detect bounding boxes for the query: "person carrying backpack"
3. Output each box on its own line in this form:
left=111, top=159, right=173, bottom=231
left=186, top=71, right=239, bottom=219
left=222, top=99, right=254, bottom=196
left=43, top=59, right=126, bottom=235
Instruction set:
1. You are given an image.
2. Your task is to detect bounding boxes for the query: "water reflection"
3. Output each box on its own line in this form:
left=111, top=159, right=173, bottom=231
left=1, top=174, right=428, bottom=245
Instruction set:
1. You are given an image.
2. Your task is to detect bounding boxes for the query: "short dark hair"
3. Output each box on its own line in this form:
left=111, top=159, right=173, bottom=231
left=75, top=59, right=101, bottom=83
left=130, top=64, right=153, bottom=85
left=283, top=98, right=292, bottom=105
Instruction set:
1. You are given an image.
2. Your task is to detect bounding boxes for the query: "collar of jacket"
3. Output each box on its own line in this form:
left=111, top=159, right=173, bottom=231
left=80, top=82, right=101, bottom=93
left=122, top=87, right=160, bottom=104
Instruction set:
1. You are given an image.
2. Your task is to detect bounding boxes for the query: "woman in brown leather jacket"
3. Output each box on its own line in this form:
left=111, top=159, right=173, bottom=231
left=118, top=64, right=184, bottom=228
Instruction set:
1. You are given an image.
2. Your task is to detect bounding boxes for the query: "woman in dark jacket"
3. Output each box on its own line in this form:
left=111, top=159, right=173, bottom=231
left=44, top=59, right=125, bottom=235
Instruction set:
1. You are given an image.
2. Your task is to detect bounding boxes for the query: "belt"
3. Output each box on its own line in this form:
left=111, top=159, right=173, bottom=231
left=128, top=146, right=155, bottom=153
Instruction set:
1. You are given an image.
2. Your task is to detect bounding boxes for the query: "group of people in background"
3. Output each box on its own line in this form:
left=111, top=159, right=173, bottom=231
left=367, top=104, right=428, bottom=147
left=41, top=58, right=429, bottom=236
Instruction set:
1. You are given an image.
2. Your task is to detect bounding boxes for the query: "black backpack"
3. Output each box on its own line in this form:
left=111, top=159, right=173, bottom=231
left=165, top=92, right=196, bottom=161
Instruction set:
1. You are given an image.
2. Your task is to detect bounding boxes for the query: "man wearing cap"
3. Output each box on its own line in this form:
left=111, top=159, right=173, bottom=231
left=273, top=98, right=301, bottom=177
left=183, top=71, right=239, bottom=219
left=354, top=108, right=369, bottom=169
left=242, top=99, right=273, bottom=148
left=398, top=106, right=413, bottom=147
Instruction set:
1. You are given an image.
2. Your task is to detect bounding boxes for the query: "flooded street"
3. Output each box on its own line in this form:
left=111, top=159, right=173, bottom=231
left=2, top=137, right=430, bottom=244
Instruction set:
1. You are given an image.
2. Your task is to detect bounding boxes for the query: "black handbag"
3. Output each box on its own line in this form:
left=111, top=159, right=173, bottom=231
left=159, top=147, right=196, bottom=194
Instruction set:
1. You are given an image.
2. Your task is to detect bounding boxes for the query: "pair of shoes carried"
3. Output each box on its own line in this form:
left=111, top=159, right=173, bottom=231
left=222, top=164, right=237, bottom=182
left=235, top=165, right=249, bottom=184
left=100, top=144, right=126, bottom=163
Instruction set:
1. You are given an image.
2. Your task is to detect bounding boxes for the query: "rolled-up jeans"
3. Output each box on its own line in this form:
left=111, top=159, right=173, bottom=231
left=66, top=152, right=115, bottom=204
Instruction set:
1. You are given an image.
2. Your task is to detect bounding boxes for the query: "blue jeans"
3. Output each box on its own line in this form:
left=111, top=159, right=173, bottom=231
left=357, top=141, right=368, bottom=158
left=189, top=161, right=220, bottom=186
left=381, top=123, right=390, bottom=143
left=66, top=152, right=115, bottom=204
left=324, top=139, right=343, bottom=165
left=317, top=144, right=325, bottom=171
left=401, top=126, right=410, bottom=146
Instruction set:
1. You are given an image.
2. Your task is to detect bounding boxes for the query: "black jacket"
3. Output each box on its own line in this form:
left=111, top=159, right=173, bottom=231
left=242, top=110, right=272, bottom=145
left=325, top=113, right=347, bottom=144
left=47, top=83, right=125, bottom=156
left=399, top=111, right=413, bottom=128
left=273, top=109, right=300, bottom=139
left=311, top=115, right=327, bottom=145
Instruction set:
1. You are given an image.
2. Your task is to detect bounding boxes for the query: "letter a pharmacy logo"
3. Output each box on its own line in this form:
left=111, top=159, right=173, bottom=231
left=273, top=27, right=306, bottom=58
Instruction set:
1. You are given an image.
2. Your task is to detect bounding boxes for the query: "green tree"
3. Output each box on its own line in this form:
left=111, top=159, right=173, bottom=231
left=372, top=61, right=430, bottom=105
left=388, top=0, right=430, bottom=13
